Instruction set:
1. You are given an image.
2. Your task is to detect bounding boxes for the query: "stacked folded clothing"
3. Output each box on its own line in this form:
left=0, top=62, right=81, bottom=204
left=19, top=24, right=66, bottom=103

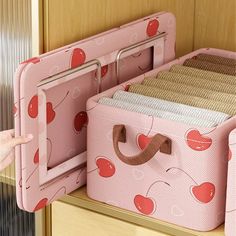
left=193, top=53, right=236, bottom=67
left=142, top=77, right=236, bottom=104
left=184, top=58, right=236, bottom=76
left=113, top=90, right=230, bottom=123
left=99, top=97, right=217, bottom=127
left=128, top=84, right=235, bottom=115
left=98, top=53, right=235, bottom=128
left=153, top=71, right=236, bottom=94
left=170, top=65, right=236, bottom=86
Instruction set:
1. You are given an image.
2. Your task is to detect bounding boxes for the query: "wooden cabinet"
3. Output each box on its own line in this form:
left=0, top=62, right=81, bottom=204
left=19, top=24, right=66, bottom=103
left=194, top=0, right=236, bottom=51
left=43, top=0, right=195, bottom=57
left=52, top=201, right=168, bottom=236
left=42, top=0, right=236, bottom=56
left=50, top=187, right=225, bottom=236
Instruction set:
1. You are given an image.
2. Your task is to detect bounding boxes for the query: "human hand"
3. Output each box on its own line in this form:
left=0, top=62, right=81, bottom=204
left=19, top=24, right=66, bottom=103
left=0, top=129, right=33, bottom=172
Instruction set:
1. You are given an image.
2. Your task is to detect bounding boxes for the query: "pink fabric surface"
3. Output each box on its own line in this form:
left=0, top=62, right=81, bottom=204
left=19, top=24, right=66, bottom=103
left=87, top=48, right=236, bottom=231
left=226, top=129, right=236, bottom=236
left=14, top=11, right=175, bottom=212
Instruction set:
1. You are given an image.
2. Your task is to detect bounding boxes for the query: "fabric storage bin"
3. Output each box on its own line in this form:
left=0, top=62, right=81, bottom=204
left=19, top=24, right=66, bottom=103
left=226, top=129, right=236, bottom=236
left=14, top=11, right=175, bottom=212
left=86, top=48, right=236, bottom=231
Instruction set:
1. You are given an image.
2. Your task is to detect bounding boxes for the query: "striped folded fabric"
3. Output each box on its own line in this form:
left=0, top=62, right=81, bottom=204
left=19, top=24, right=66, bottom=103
left=170, top=65, right=236, bottom=86
left=128, top=84, right=236, bottom=115
left=99, top=97, right=217, bottom=127
left=194, top=53, right=236, bottom=67
left=142, top=77, right=236, bottom=104
left=154, top=71, right=236, bottom=94
left=183, top=59, right=236, bottom=76
left=113, top=90, right=230, bottom=124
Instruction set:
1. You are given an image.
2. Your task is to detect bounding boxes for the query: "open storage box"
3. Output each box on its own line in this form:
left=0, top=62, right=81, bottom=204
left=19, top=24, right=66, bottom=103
left=86, top=47, right=236, bottom=232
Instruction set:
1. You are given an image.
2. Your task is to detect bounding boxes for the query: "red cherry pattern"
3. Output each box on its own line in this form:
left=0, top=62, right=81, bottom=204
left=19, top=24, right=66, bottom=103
left=21, top=57, right=40, bottom=64
left=95, top=65, right=109, bottom=78
left=101, top=65, right=108, bottom=78
left=146, top=19, right=159, bottom=37
left=71, top=48, right=86, bottom=68
left=33, top=198, right=48, bottom=211
left=28, top=95, right=38, bottom=118
left=134, top=195, right=155, bottom=215
left=34, top=149, right=39, bottom=164
left=191, top=182, right=215, bottom=203
left=33, top=187, right=66, bottom=211
left=124, top=84, right=130, bottom=91
left=96, top=157, right=116, bottom=177
left=13, top=104, right=17, bottom=115
left=137, top=134, right=152, bottom=150
left=228, top=148, right=232, bottom=161
left=167, top=167, right=215, bottom=204
left=74, top=111, right=88, bottom=132
left=46, top=102, right=56, bottom=124
left=19, top=178, right=22, bottom=188
left=28, top=91, right=68, bottom=122
left=185, top=129, right=212, bottom=151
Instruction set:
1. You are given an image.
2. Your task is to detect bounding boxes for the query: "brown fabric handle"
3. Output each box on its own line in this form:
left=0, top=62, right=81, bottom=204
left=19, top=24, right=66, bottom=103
left=113, top=125, right=171, bottom=166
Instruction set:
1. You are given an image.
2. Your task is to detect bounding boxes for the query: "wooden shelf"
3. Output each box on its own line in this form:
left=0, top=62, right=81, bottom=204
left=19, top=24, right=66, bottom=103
left=59, top=187, right=224, bottom=236
left=0, top=162, right=15, bottom=186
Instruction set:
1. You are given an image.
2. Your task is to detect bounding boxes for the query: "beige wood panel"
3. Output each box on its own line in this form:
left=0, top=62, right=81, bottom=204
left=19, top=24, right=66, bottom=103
left=59, top=187, right=224, bottom=236
left=52, top=201, right=169, bottom=236
left=194, top=0, right=236, bottom=51
left=43, top=0, right=195, bottom=57
left=32, top=0, right=43, bottom=56
left=0, top=161, right=15, bottom=185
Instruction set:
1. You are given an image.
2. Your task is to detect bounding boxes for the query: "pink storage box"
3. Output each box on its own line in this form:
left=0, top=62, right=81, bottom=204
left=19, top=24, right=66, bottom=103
left=226, top=129, right=236, bottom=236
left=86, top=48, right=236, bottom=231
left=14, top=11, right=175, bottom=212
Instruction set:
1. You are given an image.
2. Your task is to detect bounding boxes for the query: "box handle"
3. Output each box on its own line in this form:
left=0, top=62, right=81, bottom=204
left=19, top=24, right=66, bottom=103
left=115, top=32, right=167, bottom=84
left=38, top=59, right=102, bottom=94
left=113, top=124, right=171, bottom=165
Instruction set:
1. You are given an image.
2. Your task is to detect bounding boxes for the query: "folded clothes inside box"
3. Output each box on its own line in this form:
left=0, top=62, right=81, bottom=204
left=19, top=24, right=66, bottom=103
left=183, top=58, right=236, bottom=76
left=88, top=42, right=236, bottom=232
left=170, top=65, right=236, bottom=85
left=142, top=77, right=236, bottom=104
left=99, top=96, right=218, bottom=127
left=112, top=90, right=230, bottom=123
left=157, top=70, right=236, bottom=94
left=129, top=84, right=236, bottom=115
left=100, top=54, right=236, bottom=127
left=194, top=53, right=236, bottom=67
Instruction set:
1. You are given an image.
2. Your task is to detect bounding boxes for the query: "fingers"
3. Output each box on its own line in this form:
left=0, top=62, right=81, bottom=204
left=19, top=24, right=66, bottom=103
left=9, top=134, right=33, bottom=148
left=8, top=129, right=15, bottom=137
